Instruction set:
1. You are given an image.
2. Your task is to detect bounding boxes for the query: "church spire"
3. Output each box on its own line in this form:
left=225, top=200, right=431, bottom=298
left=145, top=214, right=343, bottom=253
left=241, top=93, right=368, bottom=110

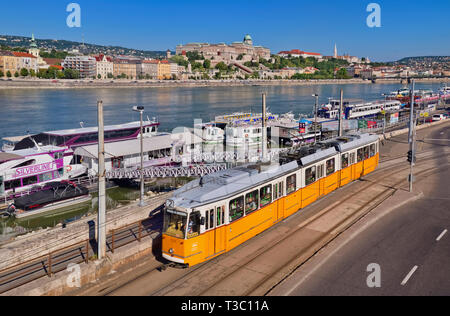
left=334, top=44, right=338, bottom=59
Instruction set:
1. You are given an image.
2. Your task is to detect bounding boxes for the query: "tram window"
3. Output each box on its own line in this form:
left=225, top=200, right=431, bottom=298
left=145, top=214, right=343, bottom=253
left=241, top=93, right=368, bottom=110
left=245, top=190, right=259, bottom=215
left=326, top=159, right=335, bottom=176
left=305, top=166, right=316, bottom=186
left=205, top=210, right=209, bottom=230
left=187, top=212, right=201, bottom=239
left=370, top=144, right=376, bottom=157
left=210, top=209, right=215, bottom=229
left=357, top=148, right=364, bottom=162
left=342, top=154, right=349, bottom=169
left=286, top=175, right=296, bottom=195
left=22, top=176, right=38, bottom=187
left=273, top=183, right=278, bottom=200
left=364, top=146, right=370, bottom=159
left=279, top=182, right=284, bottom=198
left=350, top=152, right=356, bottom=165
left=217, top=206, right=225, bottom=226
left=260, top=185, right=272, bottom=208
left=229, top=196, right=244, bottom=223
left=163, top=209, right=188, bottom=239
left=317, top=165, right=324, bottom=179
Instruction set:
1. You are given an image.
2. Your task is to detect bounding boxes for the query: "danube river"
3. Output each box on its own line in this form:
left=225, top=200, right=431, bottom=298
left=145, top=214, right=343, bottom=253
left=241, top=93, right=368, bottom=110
left=0, top=82, right=444, bottom=139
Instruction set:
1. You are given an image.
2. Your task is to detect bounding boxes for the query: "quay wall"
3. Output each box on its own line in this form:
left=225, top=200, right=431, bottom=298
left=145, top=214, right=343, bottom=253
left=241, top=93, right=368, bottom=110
left=0, top=78, right=448, bottom=90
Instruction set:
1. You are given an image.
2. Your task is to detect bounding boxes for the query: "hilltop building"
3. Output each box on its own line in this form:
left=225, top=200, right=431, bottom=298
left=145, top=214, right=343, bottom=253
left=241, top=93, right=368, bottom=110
left=277, top=49, right=323, bottom=60
left=176, top=34, right=270, bottom=64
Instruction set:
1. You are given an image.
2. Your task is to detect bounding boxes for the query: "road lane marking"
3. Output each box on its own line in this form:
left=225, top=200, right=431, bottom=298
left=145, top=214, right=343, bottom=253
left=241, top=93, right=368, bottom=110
left=436, top=229, right=447, bottom=242
left=401, top=266, right=418, bottom=286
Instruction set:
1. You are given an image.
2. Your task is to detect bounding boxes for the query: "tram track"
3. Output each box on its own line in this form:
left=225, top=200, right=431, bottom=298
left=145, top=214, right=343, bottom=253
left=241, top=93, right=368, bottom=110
left=99, top=149, right=449, bottom=296
left=147, top=152, right=449, bottom=297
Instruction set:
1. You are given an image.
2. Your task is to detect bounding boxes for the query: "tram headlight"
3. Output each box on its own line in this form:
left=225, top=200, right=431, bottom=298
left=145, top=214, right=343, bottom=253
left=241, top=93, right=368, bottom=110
left=169, top=248, right=174, bottom=255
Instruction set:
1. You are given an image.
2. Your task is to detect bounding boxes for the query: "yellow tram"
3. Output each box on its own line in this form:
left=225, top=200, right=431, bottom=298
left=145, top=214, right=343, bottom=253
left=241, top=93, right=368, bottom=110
left=162, top=133, right=380, bottom=267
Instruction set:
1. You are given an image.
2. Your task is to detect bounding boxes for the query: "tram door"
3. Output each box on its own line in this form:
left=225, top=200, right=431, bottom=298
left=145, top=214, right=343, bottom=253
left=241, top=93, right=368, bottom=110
left=215, top=206, right=226, bottom=255
left=273, top=182, right=285, bottom=222
left=205, top=206, right=226, bottom=259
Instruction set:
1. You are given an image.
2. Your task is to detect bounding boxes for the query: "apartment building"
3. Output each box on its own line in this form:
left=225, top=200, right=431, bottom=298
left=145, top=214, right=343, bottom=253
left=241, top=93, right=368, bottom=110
left=12, top=52, right=38, bottom=73
left=138, top=60, right=172, bottom=80
left=113, top=58, right=139, bottom=79
left=62, top=56, right=97, bottom=78
left=94, top=54, right=113, bottom=79
left=0, top=51, right=18, bottom=76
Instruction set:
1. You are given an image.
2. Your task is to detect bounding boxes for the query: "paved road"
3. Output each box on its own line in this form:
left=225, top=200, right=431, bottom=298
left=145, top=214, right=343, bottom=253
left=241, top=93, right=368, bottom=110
left=276, top=123, right=450, bottom=296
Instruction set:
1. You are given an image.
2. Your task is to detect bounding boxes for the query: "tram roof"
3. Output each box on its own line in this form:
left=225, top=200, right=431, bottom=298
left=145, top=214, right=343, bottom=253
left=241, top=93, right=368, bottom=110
left=319, top=133, right=379, bottom=152
left=171, top=161, right=300, bottom=209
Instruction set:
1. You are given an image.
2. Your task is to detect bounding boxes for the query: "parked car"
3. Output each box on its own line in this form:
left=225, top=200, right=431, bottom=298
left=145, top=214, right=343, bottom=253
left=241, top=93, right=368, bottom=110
left=432, top=114, right=446, bottom=121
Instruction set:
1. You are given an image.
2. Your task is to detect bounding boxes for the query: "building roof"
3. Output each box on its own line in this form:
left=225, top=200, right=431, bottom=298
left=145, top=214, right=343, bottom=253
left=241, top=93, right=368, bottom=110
left=74, top=131, right=202, bottom=159
left=12, top=52, right=37, bottom=58
left=42, top=58, right=62, bottom=66
left=0, top=50, right=14, bottom=57
left=45, top=121, right=158, bottom=137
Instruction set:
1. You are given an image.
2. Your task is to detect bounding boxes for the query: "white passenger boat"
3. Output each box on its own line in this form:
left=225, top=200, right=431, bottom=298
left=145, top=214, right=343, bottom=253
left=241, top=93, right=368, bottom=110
left=318, top=99, right=401, bottom=120
left=0, top=145, right=86, bottom=197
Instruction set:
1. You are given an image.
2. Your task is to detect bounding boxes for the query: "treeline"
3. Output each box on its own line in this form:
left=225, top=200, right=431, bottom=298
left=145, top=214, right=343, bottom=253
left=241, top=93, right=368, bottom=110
left=0, top=67, right=80, bottom=79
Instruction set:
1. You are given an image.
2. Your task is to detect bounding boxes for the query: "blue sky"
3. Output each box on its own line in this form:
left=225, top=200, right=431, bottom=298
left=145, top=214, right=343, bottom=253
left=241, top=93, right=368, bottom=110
left=1, top=0, right=449, bottom=61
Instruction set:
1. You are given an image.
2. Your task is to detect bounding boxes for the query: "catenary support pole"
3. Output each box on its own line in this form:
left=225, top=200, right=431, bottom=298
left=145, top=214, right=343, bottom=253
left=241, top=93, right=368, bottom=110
left=338, top=89, right=344, bottom=137
left=262, top=93, right=268, bottom=162
left=409, top=80, right=416, bottom=193
left=97, top=100, right=106, bottom=260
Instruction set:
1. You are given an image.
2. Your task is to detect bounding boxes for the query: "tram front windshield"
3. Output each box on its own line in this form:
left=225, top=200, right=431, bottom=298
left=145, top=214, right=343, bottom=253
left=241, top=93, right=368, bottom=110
left=163, top=209, right=187, bottom=239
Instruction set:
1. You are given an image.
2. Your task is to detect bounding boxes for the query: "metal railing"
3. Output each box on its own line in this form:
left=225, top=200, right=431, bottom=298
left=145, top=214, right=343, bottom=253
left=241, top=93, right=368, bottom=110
left=0, top=239, right=90, bottom=294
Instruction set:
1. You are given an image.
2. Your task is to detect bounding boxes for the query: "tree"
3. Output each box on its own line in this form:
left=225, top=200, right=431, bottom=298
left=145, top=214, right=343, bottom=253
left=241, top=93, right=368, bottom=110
left=0, top=70, right=4, bottom=77
left=97, top=74, right=102, bottom=79
left=30, top=69, right=36, bottom=77
left=14, top=72, right=19, bottom=78
left=6, top=71, right=12, bottom=78
left=107, top=73, right=113, bottom=79
left=20, top=68, right=29, bottom=77
left=237, top=54, right=245, bottom=61
left=215, top=62, right=228, bottom=72
left=203, top=59, right=211, bottom=69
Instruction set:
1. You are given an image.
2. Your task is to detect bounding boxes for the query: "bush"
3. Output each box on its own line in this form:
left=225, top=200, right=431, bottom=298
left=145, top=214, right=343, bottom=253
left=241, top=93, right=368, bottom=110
left=20, top=68, right=29, bottom=77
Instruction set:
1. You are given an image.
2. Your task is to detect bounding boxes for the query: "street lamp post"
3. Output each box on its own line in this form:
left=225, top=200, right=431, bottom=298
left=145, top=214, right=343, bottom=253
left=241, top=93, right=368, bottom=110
left=312, top=94, right=319, bottom=144
left=381, top=94, right=388, bottom=137
left=133, top=106, right=146, bottom=207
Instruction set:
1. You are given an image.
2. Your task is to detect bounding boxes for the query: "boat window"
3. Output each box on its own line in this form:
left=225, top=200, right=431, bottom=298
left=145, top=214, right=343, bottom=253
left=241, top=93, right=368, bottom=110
left=342, top=153, right=349, bottom=169
left=13, top=160, right=36, bottom=169
left=5, top=179, right=21, bottom=191
left=163, top=208, right=187, bottom=239
left=305, top=166, right=316, bottom=186
left=38, top=172, right=54, bottom=183
left=58, top=168, right=64, bottom=177
left=357, top=148, right=364, bottom=162
left=54, top=152, right=64, bottom=160
left=326, top=158, right=335, bottom=176
left=260, top=185, right=272, bottom=208
left=217, top=206, right=225, bottom=226
left=229, top=196, right=244, bottom=223
left=22, top=176, right=38, bottom=187
left=245, top=190, right=259, bottom=215
left=287, top=175, right=296, bottom=195
left=370, top=144, right=376, bottom=157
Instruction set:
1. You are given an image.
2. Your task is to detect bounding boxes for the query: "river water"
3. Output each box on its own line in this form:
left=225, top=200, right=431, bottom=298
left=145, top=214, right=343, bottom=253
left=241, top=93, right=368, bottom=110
left=0, top=82, right=445, bottom=241
left=0, top=82, right=444, bottom=139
